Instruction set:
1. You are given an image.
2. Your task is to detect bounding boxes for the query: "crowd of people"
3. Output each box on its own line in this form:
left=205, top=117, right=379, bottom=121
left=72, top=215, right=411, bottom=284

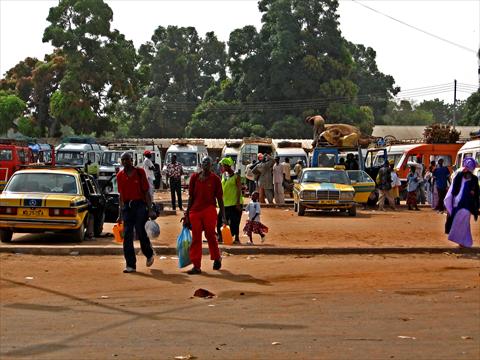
left=115, top=150, right=478, bottom=274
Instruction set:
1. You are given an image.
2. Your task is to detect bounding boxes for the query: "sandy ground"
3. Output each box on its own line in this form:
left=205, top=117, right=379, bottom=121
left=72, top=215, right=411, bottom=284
left=0, top=254, right=479, bottom=359
left=6, top=201, right=480, bottom=248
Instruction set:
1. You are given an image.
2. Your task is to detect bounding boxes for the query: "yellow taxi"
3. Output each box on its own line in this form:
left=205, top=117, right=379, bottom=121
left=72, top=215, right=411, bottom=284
left=0, top=167, right=105, bottom=242
left=346, top=170, right=376, bottom=204
left=293, top=167, right=356, bottom=216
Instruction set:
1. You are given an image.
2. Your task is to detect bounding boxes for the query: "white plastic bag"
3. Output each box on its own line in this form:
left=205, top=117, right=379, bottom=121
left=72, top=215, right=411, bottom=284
left=145, top=220, right=160, bottom=239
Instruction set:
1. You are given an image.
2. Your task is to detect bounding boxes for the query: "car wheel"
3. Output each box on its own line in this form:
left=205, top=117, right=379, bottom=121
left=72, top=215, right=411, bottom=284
left=298, top=203, right=305, bottom=216
left=348, top=205, right=357, bottom=217
left=94, top=211, right=105, bottom=237
left=72, top=222, right=86, bottom=242
left=0, top=229, right=13, bottom=243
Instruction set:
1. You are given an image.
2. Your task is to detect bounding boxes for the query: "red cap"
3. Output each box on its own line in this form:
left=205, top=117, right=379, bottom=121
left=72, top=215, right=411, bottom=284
left=144, top=150, right=151, bottom=156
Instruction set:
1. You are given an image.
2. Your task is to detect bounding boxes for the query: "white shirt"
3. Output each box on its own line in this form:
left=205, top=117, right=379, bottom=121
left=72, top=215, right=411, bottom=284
left=143, top=157, right=155, bottom=180
left=245, top=201, right=261, bottom=222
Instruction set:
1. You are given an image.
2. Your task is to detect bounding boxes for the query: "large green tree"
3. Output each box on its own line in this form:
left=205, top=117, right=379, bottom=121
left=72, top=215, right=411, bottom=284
left=459, top=90, right=480, bottom=126
left=43, top=0, right=138, bottom=135
left=0, top=92, right=27, bottom=134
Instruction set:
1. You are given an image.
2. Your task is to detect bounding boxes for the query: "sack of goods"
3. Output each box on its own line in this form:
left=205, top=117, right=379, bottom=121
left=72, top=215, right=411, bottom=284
left=145, top=220, right=161, bottom=239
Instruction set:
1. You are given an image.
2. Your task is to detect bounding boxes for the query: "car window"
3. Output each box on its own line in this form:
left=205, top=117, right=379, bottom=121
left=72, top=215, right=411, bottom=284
left=347, top=170, right=374, bottom=183
left=17, top=149, right=26, bottom=163
left=431, top=155, right=452, bottom=167
left=317, top=154, right=336, bottom=167
left=475, top=152, right=480, bottom=165
left=6, top=173, right=78, bottom=194
left=56, top=151, right=84, bottom=165
left=166, top=152, right=197, bottom=166
left=0, top=149, right=13, bottom=161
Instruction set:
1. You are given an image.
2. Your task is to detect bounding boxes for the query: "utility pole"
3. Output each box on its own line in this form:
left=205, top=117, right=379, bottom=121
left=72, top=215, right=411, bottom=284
left=453, top=79, right=457, bottom=131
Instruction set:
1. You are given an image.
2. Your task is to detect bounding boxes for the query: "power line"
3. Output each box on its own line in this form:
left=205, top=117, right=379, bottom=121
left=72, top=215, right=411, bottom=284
left=351, top=0, right=477, bottom=54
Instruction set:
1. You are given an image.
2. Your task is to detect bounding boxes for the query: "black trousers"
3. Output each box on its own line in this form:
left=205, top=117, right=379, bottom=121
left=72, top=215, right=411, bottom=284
left=217, top=205, right=242, bottom=240
left=122, top=200, right=154, bottom=269
left=169, top=178, right=183, bottom=210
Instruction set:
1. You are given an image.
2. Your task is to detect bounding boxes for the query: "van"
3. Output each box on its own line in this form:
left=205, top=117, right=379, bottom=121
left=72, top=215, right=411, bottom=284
left=162, top=140, right=208, bottom=188
left=0, top=139, right=33, bottom=192
left=454, top=139, right=480, bottom=170
left=274, top=141, right=309, bottom=179
left=372, top=143, right=463, bottom=181
left=238, top=138, right=276, bottom=177
left=221, top=141, right=242, bottom=168
left=55, top=142, right=104, bottom=168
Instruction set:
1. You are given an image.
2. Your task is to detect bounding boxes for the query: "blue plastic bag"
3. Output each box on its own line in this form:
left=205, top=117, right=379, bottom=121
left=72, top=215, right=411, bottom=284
left=177, top=226, right=192, bottom=268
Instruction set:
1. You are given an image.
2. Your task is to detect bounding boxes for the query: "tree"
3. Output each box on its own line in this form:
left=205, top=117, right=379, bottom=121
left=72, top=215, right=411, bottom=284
left=415, top=98, right=452, bottom=124
left=43, top=0, right=138, bottom=135
left=459, top=90, right=480, bottom=126
left=0, top=92, right=26, bottom=134
left=382, top=100, right=434, bottom=125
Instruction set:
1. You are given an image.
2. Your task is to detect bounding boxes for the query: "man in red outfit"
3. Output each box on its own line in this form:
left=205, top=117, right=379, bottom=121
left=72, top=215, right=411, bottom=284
left=184, top=156, right=226, bottom=275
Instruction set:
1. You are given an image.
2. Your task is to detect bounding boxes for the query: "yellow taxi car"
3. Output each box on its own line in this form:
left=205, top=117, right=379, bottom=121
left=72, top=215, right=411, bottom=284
left=0, top=167, right=105, bottom=242
left=346, top=170, right=376, bottom=204
left=293, top=167, right=356, bottom=216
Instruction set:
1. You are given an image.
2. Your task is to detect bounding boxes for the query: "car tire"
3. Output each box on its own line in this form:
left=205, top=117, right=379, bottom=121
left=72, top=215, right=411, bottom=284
left=0, top=229, right=13, bottom=243
left=348, top=205, right=357, bottom=217
left=298, top=203, right=305, bottom=216
left=72, top=222, right=86, bottom=242
left=94, top=211, right=105, bottom=237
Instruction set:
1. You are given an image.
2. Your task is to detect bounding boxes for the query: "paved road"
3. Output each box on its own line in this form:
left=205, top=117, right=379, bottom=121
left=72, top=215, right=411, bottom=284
left=1, top=254, right=478, bottom=359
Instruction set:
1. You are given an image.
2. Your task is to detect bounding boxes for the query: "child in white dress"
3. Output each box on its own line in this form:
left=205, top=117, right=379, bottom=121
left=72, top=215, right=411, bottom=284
left=243, top=191, right=269, bottom=244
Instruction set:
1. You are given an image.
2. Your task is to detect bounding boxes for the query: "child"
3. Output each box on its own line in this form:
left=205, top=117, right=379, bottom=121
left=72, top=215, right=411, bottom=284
left=407, top=165, right=420, bottom=211
left=243, top=191, right=269, bottom=244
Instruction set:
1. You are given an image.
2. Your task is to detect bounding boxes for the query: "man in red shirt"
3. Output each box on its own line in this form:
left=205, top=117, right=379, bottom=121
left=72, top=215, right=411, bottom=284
left=184, top=156, right=226, bottom=274
left=117, top=152, right=157, bottom=273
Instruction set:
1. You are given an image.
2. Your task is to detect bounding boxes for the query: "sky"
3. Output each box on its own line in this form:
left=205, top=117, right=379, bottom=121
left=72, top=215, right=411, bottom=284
left=0, top=0, right=479, bottom=105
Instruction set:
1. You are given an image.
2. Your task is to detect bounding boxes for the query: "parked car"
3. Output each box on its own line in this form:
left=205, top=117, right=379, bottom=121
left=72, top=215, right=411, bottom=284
left=293, top=167, right=356, bottom=216
left=0, top=167, right=105, bottom=242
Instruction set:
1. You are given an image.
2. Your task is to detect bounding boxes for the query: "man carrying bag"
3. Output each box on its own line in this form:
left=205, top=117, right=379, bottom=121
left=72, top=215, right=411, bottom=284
left=117, top=152, right=157, bottom=273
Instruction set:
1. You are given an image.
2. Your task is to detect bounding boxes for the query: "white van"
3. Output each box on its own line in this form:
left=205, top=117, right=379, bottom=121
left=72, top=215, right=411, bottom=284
left=221, top=141, right=241, bottom=168
left=274, top=143, right=309, bottom=179
left=55, top=142, right=104, bottom=167
left=238, top=138, right=276, bottom=177
left=454, top=139, right=480, bottom=170
left=162, top=140, right=208, bottom=188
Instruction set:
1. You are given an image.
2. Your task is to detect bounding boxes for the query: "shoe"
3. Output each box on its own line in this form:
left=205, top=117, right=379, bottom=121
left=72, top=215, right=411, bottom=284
left=213, top=259, right=222, bottom=270
left=123, top=266, right=136, bottom=273
left=246, top=241, right=254, bottom=246
left=146, top=255, right=155, bottom=267
left=415, top=207, right=420, bottom=211
left=233, top=240, right=241, bottom=245
left=187, top=267, right=202, bottom=275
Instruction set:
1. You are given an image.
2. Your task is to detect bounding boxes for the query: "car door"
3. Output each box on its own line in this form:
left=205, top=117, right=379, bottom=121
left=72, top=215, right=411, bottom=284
left=347, top=170, right=376, bottom=204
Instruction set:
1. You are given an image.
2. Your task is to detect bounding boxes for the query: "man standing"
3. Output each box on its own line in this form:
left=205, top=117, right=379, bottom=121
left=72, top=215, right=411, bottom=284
left=117, top=152, right=156, bottom=273
left=273, top=156, right=285, bottom=204
left=256, top=153, right=274, bottom=204
left=294, top=160, right=303, bottom=180
left=408, top=155, right=426, bottom=204
left=433, top=158, right=450, bottom=212
left=282, top=157, right=292, bottom=196
left=166, top=154, right=184, bottom=211
left=143, top=150, right=156, bottom=200
left=376, top=161, right=396, bottom=211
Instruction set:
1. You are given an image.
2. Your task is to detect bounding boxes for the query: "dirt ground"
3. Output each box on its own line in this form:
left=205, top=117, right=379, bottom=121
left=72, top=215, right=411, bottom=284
left=0, top=254, right=479, bottom=359
left=6, top=199, right=480, bottom=248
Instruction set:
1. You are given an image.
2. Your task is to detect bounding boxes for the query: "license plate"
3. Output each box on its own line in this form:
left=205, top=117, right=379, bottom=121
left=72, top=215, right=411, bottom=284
left=318, top=200, right=337, bottom=204
left=19, top=208, right=47, bottom=216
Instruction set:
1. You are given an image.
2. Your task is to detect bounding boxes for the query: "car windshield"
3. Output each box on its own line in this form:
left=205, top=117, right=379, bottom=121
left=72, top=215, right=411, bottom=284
left=301, top=170, right=350, bottom=184
left=279, top=156, right=307, bottom=167
left=6, top=173, right=78, bottom=194
left=101, top=151, right=125, bottom=166
left=56, top=151, right=84, bottom=165
left=166, top=152, right=197, bottom=166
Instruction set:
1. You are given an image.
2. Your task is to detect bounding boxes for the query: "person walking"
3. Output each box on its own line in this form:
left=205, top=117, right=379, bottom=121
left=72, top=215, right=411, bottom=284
left=216, top=157, right=243, bottom=244
left=425, top=160, right=437, bottom=209
left=408, top=155, right=426, bottom=204
left=116, top=152, right=156, bottom=273
left=282, top=157, right=292, bottom=197
left=243, top=191, right=268, bottom=244
left=433, top=158, right=451, bottom=213
left=390, top=160, right=401, bottom=206
left=376, top=161, right=396, bottom=211
left=406, top=165, right=421, bottom=211
left=142, top=150, right=156, bottom=200
left=166, top=154, right=184, bottom=211
left=256, top=153, right=274, bottom=204
left=273, top=156, right=285, bottom=204
left=444, top=157, right=479, bottom=248
left=183, top=157, right=226, bottom=275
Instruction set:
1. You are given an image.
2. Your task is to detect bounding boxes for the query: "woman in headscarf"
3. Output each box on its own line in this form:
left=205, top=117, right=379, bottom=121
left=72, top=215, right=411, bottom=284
left=184, top=156, right=226, bottom=274
left=444, top=157, right=479, bottom=248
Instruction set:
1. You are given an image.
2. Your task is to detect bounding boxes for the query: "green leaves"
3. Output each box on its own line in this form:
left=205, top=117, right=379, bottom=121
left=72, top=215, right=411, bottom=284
left=0, top=93, right=26, bottom=134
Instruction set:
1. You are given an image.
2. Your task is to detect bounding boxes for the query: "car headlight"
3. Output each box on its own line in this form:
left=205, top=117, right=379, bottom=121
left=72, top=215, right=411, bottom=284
left=300, top=190, right=316, bottom=200
left=340, top=191, right=355, bottom=200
